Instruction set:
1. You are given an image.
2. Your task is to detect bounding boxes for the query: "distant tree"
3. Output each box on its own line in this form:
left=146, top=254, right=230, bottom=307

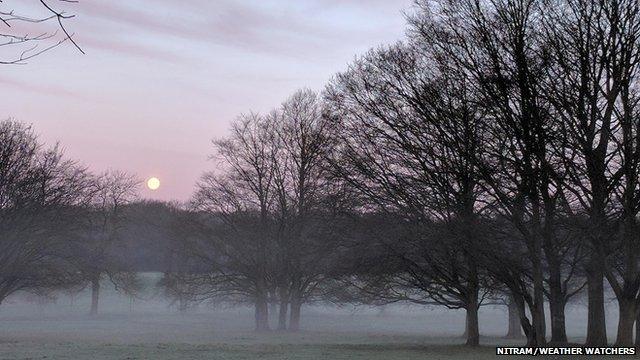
left=119, top=200, right=185, bottom=273
left=76, top=170, right=140, bottom=316
left=180, top=114, right=279, bottom=331
left=269, top=89, right=339, bottom=331
left=0, top=119, right=91, bottom=305
left=127, top=201, right=202, bottom=312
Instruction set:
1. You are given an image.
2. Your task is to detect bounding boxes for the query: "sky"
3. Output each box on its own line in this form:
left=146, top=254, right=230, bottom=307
left=0, top=0, right=412, bottom=201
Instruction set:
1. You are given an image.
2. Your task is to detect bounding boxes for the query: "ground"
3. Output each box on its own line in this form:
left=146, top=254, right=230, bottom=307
left=0, top=275, right=628, bottom=359
left=0, top=311, right=622, bottom=360
left=0, top=309, right=504, bottom=359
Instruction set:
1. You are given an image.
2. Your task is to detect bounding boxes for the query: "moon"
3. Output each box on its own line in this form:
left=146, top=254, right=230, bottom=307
left=147, top=177, right=160, bottom=190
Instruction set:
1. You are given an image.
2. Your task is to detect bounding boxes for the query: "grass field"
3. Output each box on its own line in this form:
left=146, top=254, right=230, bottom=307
left=0, top=341, right=504, bottom=360
left=0, top=311, right=513, bottom=360
left=0, top=310, right=620, bottom=360
left=0, top=275, right=626, bottom=359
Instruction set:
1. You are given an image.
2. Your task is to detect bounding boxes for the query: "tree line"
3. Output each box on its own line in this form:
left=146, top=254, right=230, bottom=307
left=164, top=0, right=640, bottom=347
left=2, top=0, right=640, bottom=349
left=0, top=120, right=144, bottom=315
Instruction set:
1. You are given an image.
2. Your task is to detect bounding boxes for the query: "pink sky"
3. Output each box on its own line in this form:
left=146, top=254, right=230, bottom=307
left=0, top=0, right=412, bottom=201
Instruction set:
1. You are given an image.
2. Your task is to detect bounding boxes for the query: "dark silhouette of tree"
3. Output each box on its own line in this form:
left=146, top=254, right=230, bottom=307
left=188, top=113, right=279, bottom=331
left=0, top=119, right=91, bottom=304
left=325, top=42, right=489, bottom=346
left=541, top=0, right=640, bottom=346
left=76, top=170, right=140, bottom=316
left=166, top=94, right=344, bottom=332
left=269, top=89, right=339, bottom=331
left=407, top=0, right=579, bottom=345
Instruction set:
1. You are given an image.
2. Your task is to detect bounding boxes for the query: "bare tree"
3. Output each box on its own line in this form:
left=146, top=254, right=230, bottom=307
left=0, top=0, right=83, bottom=64
left=270, top=89, right=338, bottom=331
left=77, top=170, right=140, bottom=316
left=542, top=0, right=640, bottom=346
left=325, top=41, right=490, bottom=346
left=407, top=0, right=578, bottom=345
left=0, top=119, right=91, bottom=305
left=183, top=114, right=279, bottom=331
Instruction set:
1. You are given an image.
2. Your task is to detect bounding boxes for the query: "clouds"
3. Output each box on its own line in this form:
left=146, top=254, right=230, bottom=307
left=0, top=0, right=411, bottom=201
left=72, top=0, right=411, bottom=61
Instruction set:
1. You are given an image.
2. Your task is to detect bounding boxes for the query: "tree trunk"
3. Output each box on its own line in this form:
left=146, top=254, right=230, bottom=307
left=547, top=268, right=568, bottom=344
left=514, top=295, right=536, bottom=346
left=464, top=270, right=480, bottom=346
left=544, top=235, right=568, bottom=344
left=89, top=274, right=100, bottom=316
left=529, top=217, right=547, bottom=346
left=548, top=295, right=567, bottom=344
left=532, top=259, right=547, bottom=345
left=586, top=258, right=607, bottom=346
left=289, top=295, right=301, bottom=331
left=278, top=300, right=288, bottom=330
left=615, top=298, right=635, bottom=346
left=635, top=310, right=640, bottom=347
left=255, top=294, right=270, bottom=331
left=465, top=305, right=480, bottom=346
left=178, top=295, right=187, bottom=313
left=506, top=297, right=524, bottom=339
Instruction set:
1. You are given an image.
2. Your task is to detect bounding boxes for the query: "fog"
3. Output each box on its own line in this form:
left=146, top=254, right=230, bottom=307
left=0, top=273, right=622, bottom=359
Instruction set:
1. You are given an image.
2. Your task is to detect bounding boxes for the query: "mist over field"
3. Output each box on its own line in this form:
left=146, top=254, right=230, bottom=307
left=0, top=274, right=622, bottom=359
